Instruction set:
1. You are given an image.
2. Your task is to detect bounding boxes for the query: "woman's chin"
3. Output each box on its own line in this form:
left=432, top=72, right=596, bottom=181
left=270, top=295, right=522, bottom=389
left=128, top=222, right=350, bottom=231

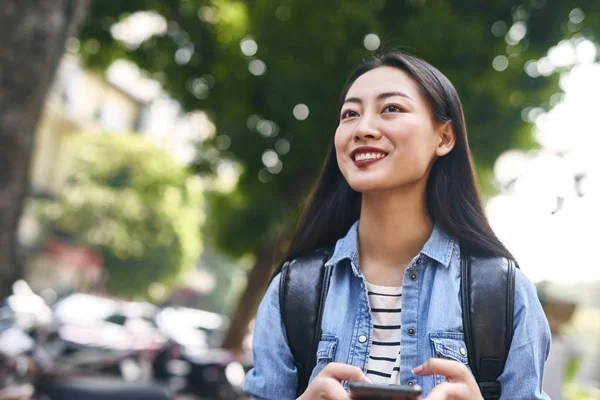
left=348, top=177, right=417, bottom=195
left=348, top=180, right=391, bottom=193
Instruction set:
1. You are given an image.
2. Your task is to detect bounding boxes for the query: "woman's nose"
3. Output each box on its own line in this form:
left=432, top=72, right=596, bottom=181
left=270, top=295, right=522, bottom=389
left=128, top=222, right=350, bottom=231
left=354, top=116, right=381, bottom=142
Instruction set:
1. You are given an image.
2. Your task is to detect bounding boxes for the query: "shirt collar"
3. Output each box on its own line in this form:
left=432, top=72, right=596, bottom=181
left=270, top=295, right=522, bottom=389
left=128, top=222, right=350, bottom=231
left=420, top=223, right=455, bottom=267
left=325, top=219, right=455, bottom=271
left=325, top=220, right=361, bottom=273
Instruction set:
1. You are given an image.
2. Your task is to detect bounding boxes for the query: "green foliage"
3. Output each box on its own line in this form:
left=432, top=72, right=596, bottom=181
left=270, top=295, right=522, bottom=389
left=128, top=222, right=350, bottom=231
left=78, top=0, right=600, bottom=259
left=565, top=356, right=582, bottom=383
left=565, top=383, right=599, bottom=400
left=35, top=133, right=204, bottom=297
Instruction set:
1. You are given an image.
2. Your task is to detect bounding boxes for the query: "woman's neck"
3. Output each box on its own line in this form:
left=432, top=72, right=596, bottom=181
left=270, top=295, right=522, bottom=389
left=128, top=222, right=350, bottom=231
left=358, top=186, right=433, bottom=273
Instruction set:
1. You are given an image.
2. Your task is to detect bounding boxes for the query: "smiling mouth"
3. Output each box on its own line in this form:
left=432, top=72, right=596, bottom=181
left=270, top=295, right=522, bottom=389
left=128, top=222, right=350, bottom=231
left=352, top=152, right=388, bottom=162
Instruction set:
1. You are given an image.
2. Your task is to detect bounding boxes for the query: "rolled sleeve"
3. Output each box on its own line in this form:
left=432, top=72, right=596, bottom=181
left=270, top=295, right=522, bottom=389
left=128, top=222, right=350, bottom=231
left=244, top=273, right=299, bottom=400
left=499, top=268, right=551, bottom=399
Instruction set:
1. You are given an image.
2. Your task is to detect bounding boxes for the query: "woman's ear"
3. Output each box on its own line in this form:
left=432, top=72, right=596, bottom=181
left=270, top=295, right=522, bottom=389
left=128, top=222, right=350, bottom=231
left=435, top=121, right=456, bottom=157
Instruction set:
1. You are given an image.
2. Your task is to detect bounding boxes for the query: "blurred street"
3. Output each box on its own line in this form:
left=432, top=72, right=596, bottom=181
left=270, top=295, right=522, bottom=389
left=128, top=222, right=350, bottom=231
left=1, top=0, right=600, bottom=399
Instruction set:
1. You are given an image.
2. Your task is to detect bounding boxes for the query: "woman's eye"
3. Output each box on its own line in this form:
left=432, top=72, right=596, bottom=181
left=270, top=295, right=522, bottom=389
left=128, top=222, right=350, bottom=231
left=341, top=110, right=358, bottom=119
left=383, top=105, right=403, bottom=113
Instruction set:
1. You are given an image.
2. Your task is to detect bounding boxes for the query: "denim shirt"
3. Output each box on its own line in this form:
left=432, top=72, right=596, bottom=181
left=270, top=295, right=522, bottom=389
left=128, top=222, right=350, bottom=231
left=244, top=221, right=551, bottom=399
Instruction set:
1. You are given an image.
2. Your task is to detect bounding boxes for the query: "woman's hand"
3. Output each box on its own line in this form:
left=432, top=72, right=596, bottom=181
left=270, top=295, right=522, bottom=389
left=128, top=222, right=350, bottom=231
left=297, top=363, right=371, bottom=400
left=413, top=359, right=483, bottom=400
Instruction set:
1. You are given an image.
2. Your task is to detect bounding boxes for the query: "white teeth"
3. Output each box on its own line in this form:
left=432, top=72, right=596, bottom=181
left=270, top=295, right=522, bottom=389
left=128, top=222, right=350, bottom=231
left=354, top=152, right=387, bottom=161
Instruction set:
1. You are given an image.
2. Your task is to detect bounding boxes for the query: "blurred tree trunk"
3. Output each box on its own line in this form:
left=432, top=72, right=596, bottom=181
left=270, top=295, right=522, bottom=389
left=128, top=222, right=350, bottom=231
left=0, top=0, right=89, bottom=298
left=222, top=245, right=276, bottom=350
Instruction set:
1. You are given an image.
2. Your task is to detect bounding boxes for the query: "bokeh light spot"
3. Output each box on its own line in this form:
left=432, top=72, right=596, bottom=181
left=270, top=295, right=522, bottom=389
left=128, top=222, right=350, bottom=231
left=249, top=59, right=267, bottom=76
left=548, top=41, right=576, bottom=68
left=175, top=47, right=193, bottom=65
left=363, top=34, right=381, bottom=51
left=293, top=104, right=309, bottom=120
left=492, top=55, right=509, bottom=71
left=258, top=168, right=272, bottom=183
left=491, top=21, right=508, bottom=37
left=537, top=57, right=554, bottom=76
left=191, top=78, right=209, bottom=99
left=247, top=114, right=261, bottom=131
left=525, top=60, right=540, bottom=77
left=275, top=139, right=290, bottom=155
left=575, top=40, right=598, bottom=64
left=262, top=150, right=279, bottom=168
left=240, top=39, right=258, bottom=56
left=268, top=160, right=283, bottom=174
left=507, top=22, right=527, bottom=42
left=215, top=135, right=231, bottom=150
left=257, top=120, right=279, bottom=137
left=569, top=8, right=585, bottom=24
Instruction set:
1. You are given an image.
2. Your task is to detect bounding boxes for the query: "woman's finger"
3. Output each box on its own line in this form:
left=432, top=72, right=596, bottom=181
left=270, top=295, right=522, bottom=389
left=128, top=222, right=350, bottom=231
left=321, top=363, right=372, bottom=383
left=412, top=358, right=470, bottom=381
left=413, top=360, right=482, bottom=400
left=298, top=364, right=370, bottom=400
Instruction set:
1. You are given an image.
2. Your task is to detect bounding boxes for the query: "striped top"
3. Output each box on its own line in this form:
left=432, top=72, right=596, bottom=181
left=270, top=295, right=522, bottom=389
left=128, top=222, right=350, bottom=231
left=365, top=281, right=402, bottom=384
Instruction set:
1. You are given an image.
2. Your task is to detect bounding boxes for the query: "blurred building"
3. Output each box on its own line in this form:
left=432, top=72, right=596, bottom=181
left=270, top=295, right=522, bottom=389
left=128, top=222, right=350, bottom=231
left=29, top=55, right=210, bottom=196
left=20, top=55, right=211, bottom=293
left=29, top=58, right=143, bottom=195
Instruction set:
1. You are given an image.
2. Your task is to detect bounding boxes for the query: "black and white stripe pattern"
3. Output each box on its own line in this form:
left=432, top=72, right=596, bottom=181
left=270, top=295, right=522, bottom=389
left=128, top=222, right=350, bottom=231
left=366, top=282, right=403, bottom=384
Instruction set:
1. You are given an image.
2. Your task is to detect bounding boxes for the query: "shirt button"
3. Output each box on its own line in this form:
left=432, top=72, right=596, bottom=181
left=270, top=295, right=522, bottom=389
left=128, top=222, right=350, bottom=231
left=410, top=273, right=417, bottom=281
left=408, top=328, right=415, bottom=336
left=358, top=335, right=367, bottom=343
left=416, top=257, right=422, bottom=265
left=407, top=380, right=415, bottom=386
left=360, top=282, right=364, bottom=288
left=460, top=347, right=467, bottom=356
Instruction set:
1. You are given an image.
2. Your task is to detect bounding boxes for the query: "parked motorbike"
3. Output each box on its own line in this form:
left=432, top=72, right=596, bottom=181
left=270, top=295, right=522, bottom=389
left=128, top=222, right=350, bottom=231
left=152, top=307, right=250, bottom=399
left=50, top=292, right=165, bottom=382
left=0, top=281, right=173, bottom=400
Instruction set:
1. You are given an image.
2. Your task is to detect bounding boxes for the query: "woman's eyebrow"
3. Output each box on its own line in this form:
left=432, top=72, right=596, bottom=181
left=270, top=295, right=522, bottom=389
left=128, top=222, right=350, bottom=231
left=343, top=91, right=412, bottom=104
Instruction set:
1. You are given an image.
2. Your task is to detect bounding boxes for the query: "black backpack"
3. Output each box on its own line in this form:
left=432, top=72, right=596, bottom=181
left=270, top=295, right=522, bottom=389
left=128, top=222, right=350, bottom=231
left=279, top=248, right=516, bottom=400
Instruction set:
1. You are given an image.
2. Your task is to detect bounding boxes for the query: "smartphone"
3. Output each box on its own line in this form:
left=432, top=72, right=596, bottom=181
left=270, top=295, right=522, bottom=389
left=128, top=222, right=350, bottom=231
left=348, top=382, right=422, bottom=400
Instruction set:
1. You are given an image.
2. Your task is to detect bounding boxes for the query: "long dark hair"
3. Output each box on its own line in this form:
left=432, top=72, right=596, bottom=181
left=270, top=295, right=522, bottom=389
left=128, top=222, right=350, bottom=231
left=279, top=51, right=514, bottom=270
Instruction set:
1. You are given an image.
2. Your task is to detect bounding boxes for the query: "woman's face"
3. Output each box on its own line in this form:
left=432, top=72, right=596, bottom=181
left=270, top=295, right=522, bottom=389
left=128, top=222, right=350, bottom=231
left=335, top=66, right=453, bottom=194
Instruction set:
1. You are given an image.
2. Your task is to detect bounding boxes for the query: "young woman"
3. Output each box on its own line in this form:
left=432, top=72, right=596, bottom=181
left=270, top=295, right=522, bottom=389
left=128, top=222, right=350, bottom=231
left=243, top=52, right=550, bottom=399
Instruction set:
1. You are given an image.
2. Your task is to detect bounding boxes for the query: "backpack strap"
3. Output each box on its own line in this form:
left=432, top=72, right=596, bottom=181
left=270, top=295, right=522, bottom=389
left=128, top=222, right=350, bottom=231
left=461, top=253, right=516, bottom=400
left=279, top=249, right=333, bottom=397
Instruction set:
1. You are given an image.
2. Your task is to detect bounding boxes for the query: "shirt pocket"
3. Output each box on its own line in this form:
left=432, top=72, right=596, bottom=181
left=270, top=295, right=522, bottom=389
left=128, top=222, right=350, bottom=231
left=429, top=332, right=470, bottom=386
left=309, top=334, right=338, bottom=382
